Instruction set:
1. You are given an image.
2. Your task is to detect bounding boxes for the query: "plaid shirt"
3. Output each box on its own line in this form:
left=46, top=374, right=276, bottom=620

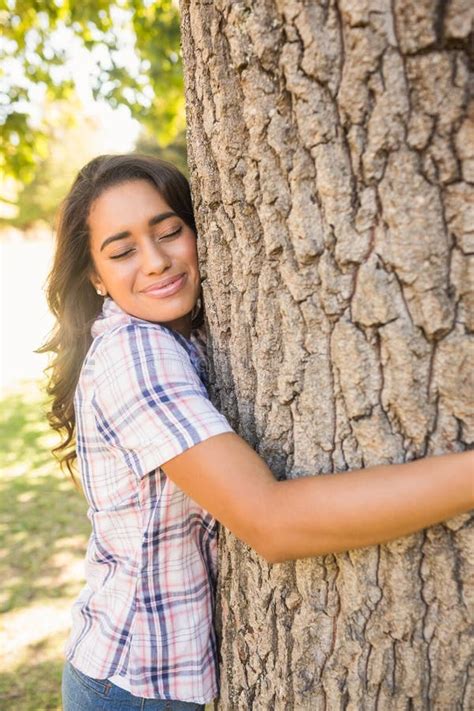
left=66, top=298, right=233, bottom=703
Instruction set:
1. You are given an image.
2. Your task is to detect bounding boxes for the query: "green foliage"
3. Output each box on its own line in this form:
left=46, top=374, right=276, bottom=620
left=4, top=94, right=188, bottom=228
left=11, top=102, right=108, bottom=227
left=128, top=0, right=185, bottom=142
left=0, top=0, right=185, bottom=182
left=136, top=128, right=188, bottom=177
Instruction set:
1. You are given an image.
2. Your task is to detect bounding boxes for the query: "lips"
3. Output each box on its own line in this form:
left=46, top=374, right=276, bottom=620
left=141, top=273, right=187, bottom=298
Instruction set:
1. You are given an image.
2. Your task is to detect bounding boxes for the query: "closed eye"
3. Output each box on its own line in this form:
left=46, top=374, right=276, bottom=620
left=158, top=226, right=182, bottom=240
left=110, top=248, right=135, bottom=260
left=108, top=226, right=182, bottom=259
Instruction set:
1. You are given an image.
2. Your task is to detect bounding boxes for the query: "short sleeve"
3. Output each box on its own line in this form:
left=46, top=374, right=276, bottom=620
left=91, top=324, right=233, bottom=478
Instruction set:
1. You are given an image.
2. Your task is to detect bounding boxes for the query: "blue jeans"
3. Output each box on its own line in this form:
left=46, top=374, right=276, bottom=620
left=62, top=661, right=206, bottom=711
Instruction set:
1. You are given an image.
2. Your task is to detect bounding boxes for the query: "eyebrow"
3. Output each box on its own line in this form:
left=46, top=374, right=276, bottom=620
left=99, top=211, right=177, bottom=251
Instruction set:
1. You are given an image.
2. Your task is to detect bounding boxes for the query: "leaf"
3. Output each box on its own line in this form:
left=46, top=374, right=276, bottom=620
left=1, top=0, right=185, bottom=182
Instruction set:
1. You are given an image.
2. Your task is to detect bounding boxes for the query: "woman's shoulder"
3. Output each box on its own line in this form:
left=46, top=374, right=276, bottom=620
left=83, top=299, right=199, bottom=387
left=93, top=325, right=208, bottom=401
left=93, top=319, right=190, bottom=368
left=91, top=298, right=185, bottom=351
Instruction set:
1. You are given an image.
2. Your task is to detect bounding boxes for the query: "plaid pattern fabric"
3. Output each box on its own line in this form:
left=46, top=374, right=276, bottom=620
left=66, top=299, right=233, bottom=703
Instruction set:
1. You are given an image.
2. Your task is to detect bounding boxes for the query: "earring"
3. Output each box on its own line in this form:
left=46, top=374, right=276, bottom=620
left=96, top=288, right=105, bottom=296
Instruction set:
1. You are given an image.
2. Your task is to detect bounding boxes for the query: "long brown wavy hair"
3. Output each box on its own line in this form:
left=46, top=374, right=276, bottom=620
left=40, top=154, right=200, bottom=477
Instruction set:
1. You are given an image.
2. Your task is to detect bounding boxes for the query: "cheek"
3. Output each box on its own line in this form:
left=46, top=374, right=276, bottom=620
left=100, top=260, right=135, bottom=289
left=179, top=235, right=199, bottom=270
left=189, top=246, right=199, bottom=271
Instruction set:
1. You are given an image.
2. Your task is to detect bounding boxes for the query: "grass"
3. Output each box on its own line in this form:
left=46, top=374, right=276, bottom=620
left=0, top=380, right=90, bottom=710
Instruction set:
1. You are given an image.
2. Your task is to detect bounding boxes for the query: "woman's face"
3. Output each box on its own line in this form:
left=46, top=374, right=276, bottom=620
left=88, top=179, right=200, bottom=337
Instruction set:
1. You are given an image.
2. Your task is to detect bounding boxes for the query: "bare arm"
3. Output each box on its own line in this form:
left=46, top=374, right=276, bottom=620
left=162, top=433, right=474, bottom=563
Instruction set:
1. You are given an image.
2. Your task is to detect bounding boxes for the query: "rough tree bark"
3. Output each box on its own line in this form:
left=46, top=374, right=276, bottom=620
left=179, top=1, right=473, bottom=709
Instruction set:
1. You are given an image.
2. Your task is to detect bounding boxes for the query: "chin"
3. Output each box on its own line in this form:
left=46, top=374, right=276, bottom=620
left=146, top=302, right=193, bottom=325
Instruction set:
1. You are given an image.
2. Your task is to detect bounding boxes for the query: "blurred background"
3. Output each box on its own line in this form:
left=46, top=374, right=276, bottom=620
left=0, top=2, right=186, bottom=707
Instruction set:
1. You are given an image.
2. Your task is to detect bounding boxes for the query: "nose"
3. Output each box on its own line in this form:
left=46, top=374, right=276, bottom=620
left=140, top=240, right=171, bottom=275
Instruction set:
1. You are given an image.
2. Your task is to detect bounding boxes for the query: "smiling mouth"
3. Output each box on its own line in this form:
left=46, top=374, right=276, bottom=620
left=141, top=273, right=187, bottom=298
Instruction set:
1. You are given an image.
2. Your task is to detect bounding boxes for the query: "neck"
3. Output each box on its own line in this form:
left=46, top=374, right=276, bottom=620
left=165, top=313, right=193, bottom=340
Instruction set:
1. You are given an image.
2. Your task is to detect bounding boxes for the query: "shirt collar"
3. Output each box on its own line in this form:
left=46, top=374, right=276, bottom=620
left=92, top=298, right=209, bottom=383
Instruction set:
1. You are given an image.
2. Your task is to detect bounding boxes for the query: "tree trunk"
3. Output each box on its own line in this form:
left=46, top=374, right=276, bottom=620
left=179, top=2, right=473, bottom=709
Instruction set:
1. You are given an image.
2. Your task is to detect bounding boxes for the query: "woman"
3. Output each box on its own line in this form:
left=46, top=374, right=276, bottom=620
left=42, top=154, right=473, bottom=710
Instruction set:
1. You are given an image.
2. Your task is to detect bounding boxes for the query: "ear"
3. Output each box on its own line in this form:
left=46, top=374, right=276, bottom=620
left=89, top=268, right=107, bottom=297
